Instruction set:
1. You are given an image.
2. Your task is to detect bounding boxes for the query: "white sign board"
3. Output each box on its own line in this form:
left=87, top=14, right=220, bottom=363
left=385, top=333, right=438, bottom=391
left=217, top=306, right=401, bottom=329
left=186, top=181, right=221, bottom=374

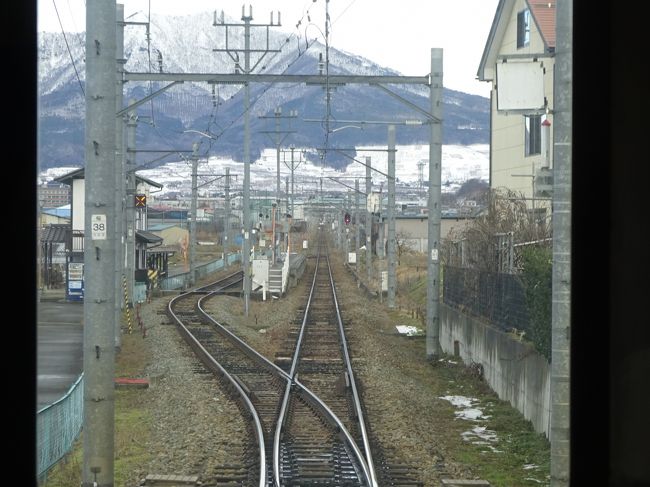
left=367, top=192, right=381, bottom=213
left=381, top=271, right=388, bottom=291
left=252, top=259, right=269, bottom=289
left=348, top=252, right=357, bottom=264
left=496, top=61, right=545, bottom=111
left=303, top=240, right=308, bottom=249
left=91, top=214, right=107, bottom=240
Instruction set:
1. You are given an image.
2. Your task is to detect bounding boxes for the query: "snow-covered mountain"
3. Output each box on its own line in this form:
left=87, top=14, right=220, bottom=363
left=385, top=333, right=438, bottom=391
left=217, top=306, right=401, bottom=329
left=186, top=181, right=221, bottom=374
left=37, top=10, right=489, bottom=170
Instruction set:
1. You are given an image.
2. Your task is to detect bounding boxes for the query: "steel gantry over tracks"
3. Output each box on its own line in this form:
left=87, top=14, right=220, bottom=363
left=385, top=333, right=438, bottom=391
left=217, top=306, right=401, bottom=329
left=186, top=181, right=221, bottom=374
left=121, top=51, right=445, bottom=360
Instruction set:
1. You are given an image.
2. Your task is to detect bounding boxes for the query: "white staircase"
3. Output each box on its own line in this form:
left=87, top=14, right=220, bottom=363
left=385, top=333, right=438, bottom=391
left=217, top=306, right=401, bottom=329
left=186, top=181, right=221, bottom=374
left=268, top=264, right=283, bottom=294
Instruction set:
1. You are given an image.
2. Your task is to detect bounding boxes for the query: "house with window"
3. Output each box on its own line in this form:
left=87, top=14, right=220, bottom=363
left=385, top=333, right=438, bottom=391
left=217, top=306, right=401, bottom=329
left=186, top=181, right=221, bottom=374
left=477, top=0, right=556, bottom=222
left=53, top=168, right=164, bottom=301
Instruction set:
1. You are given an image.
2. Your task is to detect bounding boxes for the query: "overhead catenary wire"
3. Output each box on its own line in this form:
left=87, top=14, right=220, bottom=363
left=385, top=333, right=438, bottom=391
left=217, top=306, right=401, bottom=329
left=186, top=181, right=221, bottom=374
left=146, top=0, right=156, bottom=125
left=136, top=3, right=322, bottom=188
left=52, top=0, right=84, bottom=97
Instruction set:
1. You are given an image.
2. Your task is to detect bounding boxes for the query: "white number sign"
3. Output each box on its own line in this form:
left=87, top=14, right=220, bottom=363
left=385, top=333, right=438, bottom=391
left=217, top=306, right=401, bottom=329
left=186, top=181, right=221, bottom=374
left=91, top=214, right=107, bottom=240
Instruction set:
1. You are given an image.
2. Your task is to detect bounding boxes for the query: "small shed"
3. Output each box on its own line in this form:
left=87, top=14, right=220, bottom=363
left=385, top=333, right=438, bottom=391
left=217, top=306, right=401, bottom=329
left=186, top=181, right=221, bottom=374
left=147, top=223, right=189, bottom=249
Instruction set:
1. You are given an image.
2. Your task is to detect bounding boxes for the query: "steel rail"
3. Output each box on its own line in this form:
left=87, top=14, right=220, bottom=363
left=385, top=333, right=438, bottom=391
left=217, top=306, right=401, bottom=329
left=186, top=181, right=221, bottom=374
left=272, top=235, right=373, bottom=487
left=167, top=287, right=267, bottom=487
left=197, top=271, right=369, bottom=486
left=326, top=249, right=378, bottom=487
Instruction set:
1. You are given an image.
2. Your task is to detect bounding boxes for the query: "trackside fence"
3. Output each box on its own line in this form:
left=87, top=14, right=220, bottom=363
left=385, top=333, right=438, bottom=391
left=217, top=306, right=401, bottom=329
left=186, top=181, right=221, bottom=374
left=160, top=252, right=241, bottom=291
left=37, top=374, right=84, bottom=483
left=443, top=265, right=531, bottom=335
left=36, top=253, right=242, bottom=481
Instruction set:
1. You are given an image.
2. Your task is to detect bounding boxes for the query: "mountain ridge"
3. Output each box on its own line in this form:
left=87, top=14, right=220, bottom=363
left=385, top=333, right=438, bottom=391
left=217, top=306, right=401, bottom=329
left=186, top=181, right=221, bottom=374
left=37, top=11, right=489, bottom=170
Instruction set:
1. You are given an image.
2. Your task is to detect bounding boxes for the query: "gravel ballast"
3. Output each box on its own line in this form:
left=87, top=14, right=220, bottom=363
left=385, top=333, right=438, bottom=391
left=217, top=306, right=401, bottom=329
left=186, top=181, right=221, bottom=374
left=118, top=257, right=547, bottom=486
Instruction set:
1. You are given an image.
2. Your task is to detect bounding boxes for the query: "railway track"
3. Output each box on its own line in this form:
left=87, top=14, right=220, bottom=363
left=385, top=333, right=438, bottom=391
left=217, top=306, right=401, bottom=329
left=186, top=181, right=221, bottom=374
left=166, top=230, right=422, bottom=486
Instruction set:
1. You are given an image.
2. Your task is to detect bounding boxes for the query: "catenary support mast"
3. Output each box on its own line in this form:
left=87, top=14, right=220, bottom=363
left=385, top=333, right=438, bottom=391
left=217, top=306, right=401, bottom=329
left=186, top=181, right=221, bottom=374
left=387, top=125, right=396, bottom=308
left=550, top=0, right=572, bottom=484
left=82, top=1, right=117, bottom=485
left=426, top=48, right=443, bottom=359
left=114, top=4, right=125, bottom=350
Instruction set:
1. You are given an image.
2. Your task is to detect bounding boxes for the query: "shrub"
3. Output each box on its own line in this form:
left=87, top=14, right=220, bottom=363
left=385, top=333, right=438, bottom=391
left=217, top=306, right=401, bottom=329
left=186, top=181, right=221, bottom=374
left=519, top=246, right=552, bottom=361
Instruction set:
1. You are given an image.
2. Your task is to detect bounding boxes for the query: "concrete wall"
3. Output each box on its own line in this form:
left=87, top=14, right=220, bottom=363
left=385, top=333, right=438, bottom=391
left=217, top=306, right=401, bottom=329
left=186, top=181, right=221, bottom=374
left=441, top=303, right=551, bottom=437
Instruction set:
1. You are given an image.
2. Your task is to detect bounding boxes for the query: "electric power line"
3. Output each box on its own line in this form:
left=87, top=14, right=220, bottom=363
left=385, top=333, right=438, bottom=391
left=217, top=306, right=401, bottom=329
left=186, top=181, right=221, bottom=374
left=52, top=0, right=84, bottom=97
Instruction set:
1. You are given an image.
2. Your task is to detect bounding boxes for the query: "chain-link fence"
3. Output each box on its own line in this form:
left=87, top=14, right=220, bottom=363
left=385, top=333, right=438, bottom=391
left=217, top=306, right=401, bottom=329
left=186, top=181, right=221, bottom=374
left=443, top=265, right=532, bottom=335
left=37, top=375, right=84, bottom=483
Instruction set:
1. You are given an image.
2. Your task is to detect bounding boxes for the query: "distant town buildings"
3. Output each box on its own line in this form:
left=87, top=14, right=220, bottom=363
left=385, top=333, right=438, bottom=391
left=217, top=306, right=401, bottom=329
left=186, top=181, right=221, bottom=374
left=38, top=182, right=71, bottom=208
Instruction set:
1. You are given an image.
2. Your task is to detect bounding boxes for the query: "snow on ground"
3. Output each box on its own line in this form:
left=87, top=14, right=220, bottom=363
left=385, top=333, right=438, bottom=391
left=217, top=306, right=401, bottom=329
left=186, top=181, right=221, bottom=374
left=37, top=144, right=488, bottom=202
left=74, top=143, right=489, bottom=198
left=395, top=325, right=423, bottom=336
left=439, top=395, right=502, bottom=453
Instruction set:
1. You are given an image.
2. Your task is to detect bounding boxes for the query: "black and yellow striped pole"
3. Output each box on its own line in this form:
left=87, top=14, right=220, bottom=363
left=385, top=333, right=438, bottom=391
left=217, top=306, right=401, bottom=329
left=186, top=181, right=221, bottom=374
left=122, top=274, right=133, bottom=334
left=147, top=268, right=158, bottom=302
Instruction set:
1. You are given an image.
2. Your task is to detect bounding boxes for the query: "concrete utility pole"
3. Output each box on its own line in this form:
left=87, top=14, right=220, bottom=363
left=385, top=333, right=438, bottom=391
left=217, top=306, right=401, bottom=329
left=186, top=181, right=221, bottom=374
left=366, top=157, right=373, bottom=285
left=242, top=10, right=252, bottom=314
left=387, top=125, right=397, bottom=308
left=377, top=185, right=385, bottom=259
left=355, top=178, right=360, bottom=267
left=224, top=167, right=230, bottom=268
left=114, top=3, right=125, bottom=351
left=83, top=1, right=117, bottom=485
left=189, top=143, right=199, bottom=286
left=426, top=48, right=443, bottom=359
left=281, top=145, right=305, bottom=219
left=213, top=6, right=281, bottom=315
left=259, top=107, right=298, bottom=264
left=550, top=0, right=571, bottom=484
left=125, top=104, right=137, bottom=307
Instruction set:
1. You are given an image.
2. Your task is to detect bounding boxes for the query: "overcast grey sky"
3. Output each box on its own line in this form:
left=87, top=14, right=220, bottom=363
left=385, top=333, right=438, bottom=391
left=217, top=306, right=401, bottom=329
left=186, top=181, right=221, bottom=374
left=38, top=0, right=499, bottom=97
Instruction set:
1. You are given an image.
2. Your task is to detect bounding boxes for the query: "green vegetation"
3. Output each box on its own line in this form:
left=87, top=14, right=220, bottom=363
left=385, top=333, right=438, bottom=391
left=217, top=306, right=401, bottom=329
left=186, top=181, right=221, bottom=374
left=434, top=358, right=551, bottom=486
left=394, top=253, right=551, bottom=486
left=519, top=246, right=553, bottom=361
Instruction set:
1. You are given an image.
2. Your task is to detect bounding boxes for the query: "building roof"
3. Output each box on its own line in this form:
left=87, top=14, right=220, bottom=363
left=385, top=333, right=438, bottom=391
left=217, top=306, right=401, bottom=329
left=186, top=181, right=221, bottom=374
left=136, top=230, right=163, bottom=244
left=54, top=167, right=163, bottom=189
left=477, top=0, right=556, bottom=81
left=42, top=206, right=71, bottom=219
left=147, top=223, right=184, bottom=232
left=528, top=0, right=556, bottom=48
left=41, top=224, right=69, bottom=243
left=390, top=212, right=481, bottom=221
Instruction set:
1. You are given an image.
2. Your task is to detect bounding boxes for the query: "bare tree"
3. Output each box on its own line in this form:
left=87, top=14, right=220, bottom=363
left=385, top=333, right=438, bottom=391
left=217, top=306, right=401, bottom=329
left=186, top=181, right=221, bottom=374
left=442, top=188, right=552, bottom=272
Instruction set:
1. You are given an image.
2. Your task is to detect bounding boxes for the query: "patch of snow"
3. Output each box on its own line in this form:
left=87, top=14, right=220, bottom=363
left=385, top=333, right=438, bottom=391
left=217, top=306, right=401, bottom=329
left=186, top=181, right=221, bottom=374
left=462, top=426, right=497, bottom=443
left=439, top=395, right=474, bottom=409
left=456, top=408, right=486, bottom=421
left=395, top=325, right=422, bottom=336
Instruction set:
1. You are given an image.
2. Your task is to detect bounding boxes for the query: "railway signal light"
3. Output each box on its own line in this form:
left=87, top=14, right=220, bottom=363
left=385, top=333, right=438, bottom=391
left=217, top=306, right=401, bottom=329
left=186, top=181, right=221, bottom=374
left=344, top=212, right=351, bottom=225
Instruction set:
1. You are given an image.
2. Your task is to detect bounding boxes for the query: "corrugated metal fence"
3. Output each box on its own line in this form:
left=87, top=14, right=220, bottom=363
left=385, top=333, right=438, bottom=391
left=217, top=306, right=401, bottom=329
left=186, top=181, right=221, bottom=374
left=37, top=374, right=84, bottom=483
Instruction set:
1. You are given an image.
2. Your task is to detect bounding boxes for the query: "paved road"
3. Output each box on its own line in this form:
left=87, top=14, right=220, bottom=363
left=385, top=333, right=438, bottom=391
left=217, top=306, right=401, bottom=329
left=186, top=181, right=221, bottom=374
left=36, top=297, right=83, bottom=411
